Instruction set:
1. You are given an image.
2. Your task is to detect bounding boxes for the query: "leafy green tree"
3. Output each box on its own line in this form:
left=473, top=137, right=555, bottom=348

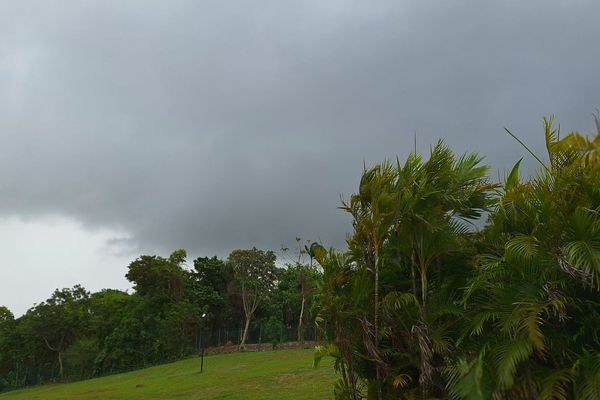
left=125, top=249, right=188, bottom=301
left=19, top=286, right=90, bottom=381
left=0, top=307, right=16, bottom=390
left=64, top=337, right=100, bottom=380
left=0, top=307, right=12, bottom=324
left=118, top=250, right=199, bottom=368
left=86, top=289, right=138, bottom=374
left=88, top=289, right=135, bottom=345
left=228, top=248, right=277, bottom=348
left=280, top=239, right=324, bottom=344
left=188, top=256, right=232, bottom=332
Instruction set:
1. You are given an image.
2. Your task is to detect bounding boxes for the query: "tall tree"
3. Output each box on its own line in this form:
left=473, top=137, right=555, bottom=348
left=0, top=306, right=16, bottom=390
left=342, top=161, right=396, bottom=400
left=125, top=249, right=188, bottom=301
left=281, top=239, right=322, bottom=344
left=228, top=248, right=277, bottom=348
left=189, top=256, right=232, bottom=332
left=278, top=262, right=321, bottom=343
left=326, top=142, right=494, bottom=398
left=20, top=286, right=90, bottom=381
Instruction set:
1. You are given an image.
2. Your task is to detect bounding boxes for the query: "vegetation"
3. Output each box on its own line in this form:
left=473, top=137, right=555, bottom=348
left=0, top=349, right=335, bottom=400
left=0, top=247, right=321, bottom=391
left=314, top=116, right=600, bottom=399
left=228, top=248, right=278, bottom=348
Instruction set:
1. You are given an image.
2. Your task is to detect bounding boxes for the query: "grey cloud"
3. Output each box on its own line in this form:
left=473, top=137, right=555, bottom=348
left=1, top=0, right=599, bottom=258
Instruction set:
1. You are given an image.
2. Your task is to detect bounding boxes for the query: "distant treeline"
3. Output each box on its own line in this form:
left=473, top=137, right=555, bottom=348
left=0, top=246, right=322, bottom=391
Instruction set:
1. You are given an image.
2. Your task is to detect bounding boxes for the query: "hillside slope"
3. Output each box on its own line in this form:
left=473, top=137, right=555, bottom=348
left=0, top=349, right=335, bottom=400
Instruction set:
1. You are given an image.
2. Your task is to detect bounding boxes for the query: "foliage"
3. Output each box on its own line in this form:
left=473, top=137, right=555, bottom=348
left=316, top=116, right=600, bottom=399
left=125, top=250, right=188, bottom=301
left=188, top=256, right=233, bottom=332
left=278, top=260, right=322, bottom=343
left=0, top=246, right=318, bottom=391
left=228, top=248, right=278, bottom=348
left=447, top=118, right=600, bottom=399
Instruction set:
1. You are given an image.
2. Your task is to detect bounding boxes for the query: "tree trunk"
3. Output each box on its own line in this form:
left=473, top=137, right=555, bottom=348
left=58, top=351, right=64, bottom=381
left=345, top=345, right=359, bottom=400
left=240, top=316, right=251, bottom=349
left=42, top=336, right=64, bottom=381
left=420, top=260, right=428, bottom=310
left=297, top=295, right=305, bottom=343
left=411, top=250, right=418, bottom=297
left=374, top=251, right=382, bottom=400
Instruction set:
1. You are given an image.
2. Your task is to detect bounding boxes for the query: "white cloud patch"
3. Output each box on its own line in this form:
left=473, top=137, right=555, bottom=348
left=0, top=215, right=135, bottom=316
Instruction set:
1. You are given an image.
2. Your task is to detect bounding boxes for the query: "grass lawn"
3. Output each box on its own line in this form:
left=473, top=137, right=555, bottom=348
left=0, top=349, right=335, bottom=400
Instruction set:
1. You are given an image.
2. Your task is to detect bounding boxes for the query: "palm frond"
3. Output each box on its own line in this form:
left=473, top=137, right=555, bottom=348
left=494, top=338, right=534, bottom=389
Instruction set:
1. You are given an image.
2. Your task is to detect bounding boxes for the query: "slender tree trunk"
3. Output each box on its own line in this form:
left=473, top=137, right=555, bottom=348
left=347, top=354, right=359, bottom=400
left=240, top=315, right=251, bottom=348
left=239, top=281, right=254, bottom=349
left=417, top=238, right=428, bottom=310
left=420, top=260, right=428, bottom=310
left=58, top=351, right=64, bottom=381
left=43, top=336, right=65, bottom=381
left=339, top=338, right=357, bottom=399
left=374, top=249, right=383, bottom=400
left=297, top=295, right=305, bottom=343
left=411, top=250, right=418, bottom=297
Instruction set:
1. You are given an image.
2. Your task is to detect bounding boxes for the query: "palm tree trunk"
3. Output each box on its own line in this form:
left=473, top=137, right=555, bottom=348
left=411, top=250, right=418, bottom=297
left=420, top=260, right=428, bottom=310
left=374, top=251, right=383, bottom=400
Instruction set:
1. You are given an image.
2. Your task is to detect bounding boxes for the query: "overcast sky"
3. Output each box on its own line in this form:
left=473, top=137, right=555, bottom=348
left=1, top=0, right=599, bottom=315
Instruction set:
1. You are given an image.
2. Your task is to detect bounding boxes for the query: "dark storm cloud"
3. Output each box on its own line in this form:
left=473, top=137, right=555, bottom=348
left=1, top=0, right=599, bottom=256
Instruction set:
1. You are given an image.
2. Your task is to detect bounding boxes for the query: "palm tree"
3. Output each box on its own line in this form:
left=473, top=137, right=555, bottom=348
left=314, top=247, right=363, bottom=400
left=449, top=118, right=600, bottom=399
left=341, top=161, right=397, bottom=400
left=319, top=116, right=600, bottom=399
left=336, top=143, right=494, bottom=398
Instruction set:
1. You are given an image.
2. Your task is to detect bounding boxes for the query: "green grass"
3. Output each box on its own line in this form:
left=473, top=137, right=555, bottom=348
left=0, top=349, right=336, bottom=400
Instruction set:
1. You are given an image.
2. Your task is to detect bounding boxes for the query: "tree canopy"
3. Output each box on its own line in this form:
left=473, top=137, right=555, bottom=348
left=228, top=247, right=278, bottom=348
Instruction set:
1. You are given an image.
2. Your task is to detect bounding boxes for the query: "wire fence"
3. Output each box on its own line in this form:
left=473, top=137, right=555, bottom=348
left=197, top=323, right=322, bottom=350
